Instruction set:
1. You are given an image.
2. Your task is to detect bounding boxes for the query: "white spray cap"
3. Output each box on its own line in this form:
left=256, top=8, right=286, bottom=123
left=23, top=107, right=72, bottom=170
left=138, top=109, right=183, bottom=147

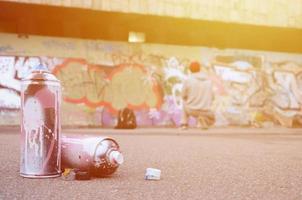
left=145, top=168, right=161, bottom=180
left=109, top=151, right=124, bottom=165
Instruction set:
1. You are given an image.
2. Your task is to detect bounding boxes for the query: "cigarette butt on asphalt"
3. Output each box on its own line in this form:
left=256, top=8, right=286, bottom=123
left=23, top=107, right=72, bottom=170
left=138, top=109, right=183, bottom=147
left=62, top=168, right=91, bottom=181
left=61, top=168, right=76, bottom=181
left=75, top=170, right=91, bottom=180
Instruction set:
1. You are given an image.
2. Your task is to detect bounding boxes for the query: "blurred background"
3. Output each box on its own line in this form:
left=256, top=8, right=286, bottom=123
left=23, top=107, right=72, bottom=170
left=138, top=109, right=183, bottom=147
left=0, top=0, right=302, bottom=128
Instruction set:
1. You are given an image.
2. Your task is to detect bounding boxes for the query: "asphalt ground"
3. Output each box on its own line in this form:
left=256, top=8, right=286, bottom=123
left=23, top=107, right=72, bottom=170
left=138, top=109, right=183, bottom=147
left=1, top=127, right=302, bottom=200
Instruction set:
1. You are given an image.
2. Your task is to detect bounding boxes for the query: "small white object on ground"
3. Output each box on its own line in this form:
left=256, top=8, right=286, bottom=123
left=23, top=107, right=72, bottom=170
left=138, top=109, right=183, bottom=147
left=145, top=168, right=161, bottom=180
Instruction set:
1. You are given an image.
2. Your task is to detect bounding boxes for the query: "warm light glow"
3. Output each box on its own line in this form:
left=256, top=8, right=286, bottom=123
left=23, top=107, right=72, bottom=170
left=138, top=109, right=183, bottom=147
left=128, top=32, right=145, bottom=43
left=7, top=0, right=302, bottom=29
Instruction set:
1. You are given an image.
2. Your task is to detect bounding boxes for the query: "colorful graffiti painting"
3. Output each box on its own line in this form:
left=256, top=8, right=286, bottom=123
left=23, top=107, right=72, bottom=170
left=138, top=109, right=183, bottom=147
left=53, top=59, right=162, bottom=113
left=1, top=50, right=302, bottom=127
left=210, top=59, right=302, bottom=127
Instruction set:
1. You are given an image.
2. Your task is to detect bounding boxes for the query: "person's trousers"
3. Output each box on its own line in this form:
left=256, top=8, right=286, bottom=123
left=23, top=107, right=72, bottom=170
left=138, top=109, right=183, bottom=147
left=181, top=107, right=215, bottom=128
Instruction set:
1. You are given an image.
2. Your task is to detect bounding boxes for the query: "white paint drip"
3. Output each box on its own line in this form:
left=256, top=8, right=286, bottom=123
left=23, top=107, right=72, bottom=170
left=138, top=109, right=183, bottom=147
left=24, top=97, right=45, bottom=158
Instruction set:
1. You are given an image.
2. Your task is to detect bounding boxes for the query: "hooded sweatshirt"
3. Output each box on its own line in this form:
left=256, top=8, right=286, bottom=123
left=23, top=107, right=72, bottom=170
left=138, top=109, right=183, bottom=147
left=181, top=72, right=213, bottom=111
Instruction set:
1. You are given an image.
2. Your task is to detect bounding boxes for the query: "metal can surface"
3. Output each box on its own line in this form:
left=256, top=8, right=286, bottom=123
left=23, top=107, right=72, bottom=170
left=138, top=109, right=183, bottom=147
left=61, top=136, right=124, bottom=177
left=20, top=65, right=61, bottom=178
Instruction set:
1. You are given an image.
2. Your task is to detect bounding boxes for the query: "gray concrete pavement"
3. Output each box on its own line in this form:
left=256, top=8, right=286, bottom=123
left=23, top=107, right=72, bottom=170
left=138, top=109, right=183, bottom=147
left=1, top=127, right=302, bottom=200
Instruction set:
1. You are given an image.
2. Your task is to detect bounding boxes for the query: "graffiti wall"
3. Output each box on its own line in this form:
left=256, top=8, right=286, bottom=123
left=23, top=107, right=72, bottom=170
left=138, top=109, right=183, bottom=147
left=0, top=33, right=302, bottom=127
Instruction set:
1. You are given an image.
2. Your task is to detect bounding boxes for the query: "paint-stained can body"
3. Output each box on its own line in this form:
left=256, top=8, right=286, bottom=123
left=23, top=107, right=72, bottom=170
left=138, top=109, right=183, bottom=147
left=61, top=136, right=124, bottom=177
left=20, top=65, right=61, bottom=178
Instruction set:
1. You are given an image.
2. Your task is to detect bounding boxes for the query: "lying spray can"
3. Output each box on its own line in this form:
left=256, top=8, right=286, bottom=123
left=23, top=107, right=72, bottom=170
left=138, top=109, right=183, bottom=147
left=61, top=136, right=124, bottom=177
left=20, top=65, right=61, bottom=178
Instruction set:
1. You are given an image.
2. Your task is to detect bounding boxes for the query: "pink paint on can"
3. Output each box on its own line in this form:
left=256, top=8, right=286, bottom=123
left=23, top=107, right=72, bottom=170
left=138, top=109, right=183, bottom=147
left=20, top=65, right=61, bottom=178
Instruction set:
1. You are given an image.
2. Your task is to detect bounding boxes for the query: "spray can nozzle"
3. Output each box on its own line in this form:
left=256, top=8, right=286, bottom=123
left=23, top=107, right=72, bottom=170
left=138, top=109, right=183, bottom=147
left=109, top=150, right=124, bottom=165
left=33, top=64, right=49, bottom=72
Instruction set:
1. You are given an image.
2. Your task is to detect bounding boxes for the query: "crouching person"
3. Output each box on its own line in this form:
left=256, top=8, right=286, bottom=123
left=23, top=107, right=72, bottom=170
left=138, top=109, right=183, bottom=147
left=180, top=61, right=215, bottom=130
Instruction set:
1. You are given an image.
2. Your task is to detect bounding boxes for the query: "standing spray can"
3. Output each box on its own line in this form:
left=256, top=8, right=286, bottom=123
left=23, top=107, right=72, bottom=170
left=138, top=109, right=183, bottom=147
left=61, top=136, right=124, bottom=177
left=20, top=65, right=61, bottom=178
